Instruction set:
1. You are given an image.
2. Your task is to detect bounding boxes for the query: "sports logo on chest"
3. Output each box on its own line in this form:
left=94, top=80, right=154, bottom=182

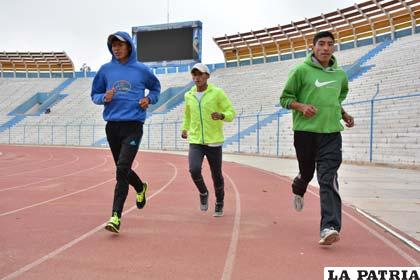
left=315, top=79, right=336, bottom=88
left=113, top=80, right=132, bottom=92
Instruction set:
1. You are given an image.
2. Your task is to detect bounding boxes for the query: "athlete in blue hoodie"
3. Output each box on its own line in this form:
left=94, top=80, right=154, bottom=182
left=91, top=31, right=160, bottom=233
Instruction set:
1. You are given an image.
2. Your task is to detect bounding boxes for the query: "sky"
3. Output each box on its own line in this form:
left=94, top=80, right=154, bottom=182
left=1, top=0, right=357, bottom=71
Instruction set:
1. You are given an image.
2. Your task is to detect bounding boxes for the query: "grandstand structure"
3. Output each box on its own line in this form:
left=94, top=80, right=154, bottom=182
left=142, top=34, right=420, bottom=166
left=214, top=0, right=420, bottom=65
left=0, top=51, right=74, bottom=78
left=1, top=0, right=420, bottom=166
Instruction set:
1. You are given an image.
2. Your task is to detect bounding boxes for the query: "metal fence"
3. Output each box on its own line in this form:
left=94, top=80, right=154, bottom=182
left=1, top=90, right=419, bottom=165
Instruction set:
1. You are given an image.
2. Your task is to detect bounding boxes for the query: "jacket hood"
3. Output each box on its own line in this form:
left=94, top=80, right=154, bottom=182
left=304, top=52, right=338, bottom=70
left=107, top=31, right=137, bottom=64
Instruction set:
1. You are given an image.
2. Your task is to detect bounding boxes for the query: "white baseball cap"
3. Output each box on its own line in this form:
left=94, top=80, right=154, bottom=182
left=108, top=34, right=126, bottom=43
left=191, top=63, right=210, bottom=75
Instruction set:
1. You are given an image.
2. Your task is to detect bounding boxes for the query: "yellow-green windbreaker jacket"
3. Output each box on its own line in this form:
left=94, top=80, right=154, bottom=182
left=182, top=83, right=236, bottom=144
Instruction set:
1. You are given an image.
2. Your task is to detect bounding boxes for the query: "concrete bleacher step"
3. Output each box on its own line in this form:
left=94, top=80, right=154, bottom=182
left=2, top=33, right=420, bottom=166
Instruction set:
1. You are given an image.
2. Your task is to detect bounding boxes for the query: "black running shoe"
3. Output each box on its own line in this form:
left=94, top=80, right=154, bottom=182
left=213, top=202, right=224, bottom=217
left=200, top=192, right=209, bottom=211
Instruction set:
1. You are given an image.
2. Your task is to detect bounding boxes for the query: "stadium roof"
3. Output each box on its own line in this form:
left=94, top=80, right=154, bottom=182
left=213, top=0, right=420, bottom=62
left=0, top=51, right=74, bottom=77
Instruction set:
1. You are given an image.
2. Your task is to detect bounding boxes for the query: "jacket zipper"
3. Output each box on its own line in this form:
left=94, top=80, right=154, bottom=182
left=193, top=95, right=205, bottom=144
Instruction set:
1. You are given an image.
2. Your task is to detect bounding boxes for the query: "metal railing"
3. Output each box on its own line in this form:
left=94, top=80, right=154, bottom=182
left=1, top=88, right=419, bottom=165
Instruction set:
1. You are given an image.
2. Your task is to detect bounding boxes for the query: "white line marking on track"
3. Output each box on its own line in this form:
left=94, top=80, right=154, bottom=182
left=0, top=161, right=178, bottom=280
left=0, top=152, right=30, bottom=164
left=0, top=154, right=80, bottom=178
left=221, top=172, right=241, bottom=280
left=346, top=207, right=419, bottom=265
left=306, top=189, right=420, bottom=267
left=355, top=207, right=420, bottom=253
left=0, top=158, right=133, bottom=216
left=0, top=155, right=106, bottom=192
left=0, top=151, right=54, bottom=171
left=257, top=169, right=419, bottom=266
left=38, top=183, right=64, bottom=190
left=0, top=178, right=114, bottom=217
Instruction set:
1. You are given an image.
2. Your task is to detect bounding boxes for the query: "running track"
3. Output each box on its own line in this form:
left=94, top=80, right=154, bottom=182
left=0, top=145, right=418, bottom=280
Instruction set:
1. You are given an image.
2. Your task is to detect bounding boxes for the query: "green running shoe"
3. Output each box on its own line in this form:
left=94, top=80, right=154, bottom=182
left=105, top=212, right=120, bottom=233
left=136, top=182, right=148, bottom=209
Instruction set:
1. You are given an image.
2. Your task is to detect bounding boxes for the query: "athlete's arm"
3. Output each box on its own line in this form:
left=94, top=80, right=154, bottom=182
left=289, top=101, right=317, bottom=118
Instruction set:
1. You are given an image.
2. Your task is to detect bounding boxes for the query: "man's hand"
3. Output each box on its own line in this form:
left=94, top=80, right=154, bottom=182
left=300, top=104, right=317, bottom=118
left=139, top=97, right=150, bottom=109
left=104, top=88, right=116, bottom=103
left=181, top=130, right=188, bottom=139
left=342, top=112, right=354, bottom=128
left=211, top=112, right=224, bottom=120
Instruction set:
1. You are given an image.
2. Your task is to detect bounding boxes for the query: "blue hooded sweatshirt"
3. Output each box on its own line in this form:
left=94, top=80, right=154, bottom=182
left=91, top=31, right=160, bottom=122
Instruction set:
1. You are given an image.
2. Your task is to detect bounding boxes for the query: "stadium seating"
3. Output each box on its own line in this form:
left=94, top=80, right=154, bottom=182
left=0, top=52, right=74, bottom=78
left=1, top=32, right=420, bottom=165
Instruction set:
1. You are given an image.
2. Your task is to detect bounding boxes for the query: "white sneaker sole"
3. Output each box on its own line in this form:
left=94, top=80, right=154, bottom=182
left=319, top=232, right=340, bottom=245
left=293, top=195, right=304, bottom=212
left=105, top=224, right=119, bottom=234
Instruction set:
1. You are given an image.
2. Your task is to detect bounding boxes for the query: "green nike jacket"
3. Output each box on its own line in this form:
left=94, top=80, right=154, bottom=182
left=280, top=53, right=349, bottom=133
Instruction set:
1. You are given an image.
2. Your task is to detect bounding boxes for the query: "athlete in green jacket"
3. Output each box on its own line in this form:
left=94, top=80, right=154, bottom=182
left=280, top=31, right=354, bottom=246
left=182, top=63, right=236, bottom=217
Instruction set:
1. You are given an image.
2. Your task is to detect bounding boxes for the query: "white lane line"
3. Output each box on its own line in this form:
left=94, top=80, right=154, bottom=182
left=0, top=178, right=114, bottom=217
left=355, top=207, right=420, bottom=253
left=0, top=155, right=106, bottom=192
left=305, top=188, right=420, bottom=266
left=221, top=172, right=241, bottom=280
left=257, top=169, right=419, bottom=266
left=0, top=157, right=132, bottom=217
left=345, top=206, right=420, bottom=265
left=0, top=153, right=80, bottom=178
left=0, top=151, right=54, bottom=171
left=0, top=152, right=30, bottom=165
left=38, top=183, right=65, bottom=190
left=304, top=188, right=420, bottom=266
left=0, top=161, right=178, bottom=280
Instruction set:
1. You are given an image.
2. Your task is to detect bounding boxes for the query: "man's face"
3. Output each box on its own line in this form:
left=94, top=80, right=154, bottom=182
left=111, top=41, right=130, bottom=61
left=312, top=36, right=334, bottom=65
left=191, top=70, right=209, bottom=88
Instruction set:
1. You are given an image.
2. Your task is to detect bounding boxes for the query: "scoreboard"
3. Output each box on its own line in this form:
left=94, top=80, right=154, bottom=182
left=132, top=21, right=202, bottom=68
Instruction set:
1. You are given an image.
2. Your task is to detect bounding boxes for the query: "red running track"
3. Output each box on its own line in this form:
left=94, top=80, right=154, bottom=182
left=0, top=145, right=418, bottom=280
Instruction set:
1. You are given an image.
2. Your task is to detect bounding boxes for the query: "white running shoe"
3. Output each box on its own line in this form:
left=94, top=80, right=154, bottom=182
left=293, top=194, right=304, bottom=212
left=319, top=228, right=340, bottom=245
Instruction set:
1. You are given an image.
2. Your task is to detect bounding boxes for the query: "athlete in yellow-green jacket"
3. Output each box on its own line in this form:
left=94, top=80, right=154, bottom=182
left=182, top=63, right=236, bottom=217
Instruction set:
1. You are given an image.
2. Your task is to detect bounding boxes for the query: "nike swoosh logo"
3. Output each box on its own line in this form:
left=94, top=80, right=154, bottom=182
left=315, top=80, right=336, bottom=87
